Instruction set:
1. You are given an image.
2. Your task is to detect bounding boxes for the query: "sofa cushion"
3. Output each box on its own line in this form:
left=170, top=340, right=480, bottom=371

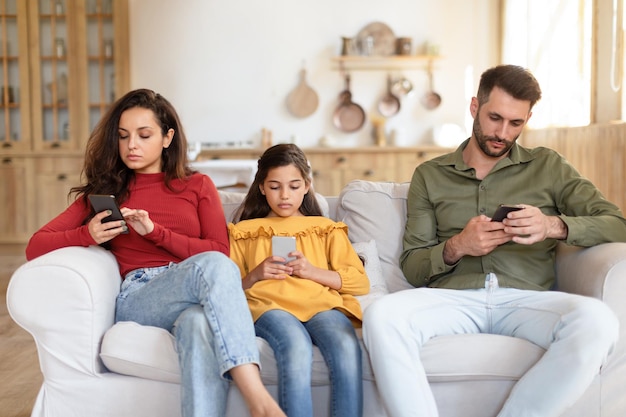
left=421, top=334, right=545, bottom=382
left=100, top=321, right=181, bottom=383
left=100, top=322, right=375, bottom=385
left=100, top=322, right=544, bottom=386
left=219, top=190, right=247, bottom=223
left=338, top=180, right=413, bottom=292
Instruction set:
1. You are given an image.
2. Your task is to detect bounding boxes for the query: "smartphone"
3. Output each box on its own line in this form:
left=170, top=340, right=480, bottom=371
left=88, top=194, right=128, bottom=233
left=491, top=204, right=523, bottom=222
left=272, top=236, right=296, bottom=264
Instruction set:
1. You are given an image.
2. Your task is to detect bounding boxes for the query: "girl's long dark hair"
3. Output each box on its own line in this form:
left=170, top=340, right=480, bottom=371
left=237, top=144, right=322, bottom=221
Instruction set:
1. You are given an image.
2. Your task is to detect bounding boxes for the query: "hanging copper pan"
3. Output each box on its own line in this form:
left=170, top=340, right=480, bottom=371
left=378, top=73, right=401, bottom=117
left=333, top=74, right=366, bottom=132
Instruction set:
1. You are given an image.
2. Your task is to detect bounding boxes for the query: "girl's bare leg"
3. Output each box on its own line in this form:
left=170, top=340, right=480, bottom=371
left=230, top=364, right=286, bottom=417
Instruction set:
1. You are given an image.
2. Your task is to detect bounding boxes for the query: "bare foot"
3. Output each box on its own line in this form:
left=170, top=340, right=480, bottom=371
left=247, top=392, right=286, bottom=417
left=230, top=364, right=286, bottom=417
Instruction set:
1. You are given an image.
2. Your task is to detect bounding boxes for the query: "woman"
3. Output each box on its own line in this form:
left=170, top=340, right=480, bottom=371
left=26, top=89, right=284, bottom=417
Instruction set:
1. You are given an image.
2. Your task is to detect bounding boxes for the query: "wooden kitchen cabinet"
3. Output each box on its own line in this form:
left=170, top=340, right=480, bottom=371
left=308, top=149, right=397, bottom=196
left=0, top=156, right=34, bottom=242
left=0, top=0, right=129, bottom=243
left=33, top=156, right=83, bottom=228
left=196, top=148, right=262, bottom=161
left=30, top=0, right=129, bottom=151
left=395, top=147, right=451, bottom=183
left=305, top=146, right=453, bottom=196
left=195, top=146, right=453, bottom=197
left=307, top=151, right=342, bottom=196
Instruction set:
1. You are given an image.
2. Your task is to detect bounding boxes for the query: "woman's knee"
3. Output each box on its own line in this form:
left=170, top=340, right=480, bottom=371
left=174, top=305, right=212, bottom=342
left=184, top=251, right=241, bottom=288
left=189, top=251, right=238, bottom=273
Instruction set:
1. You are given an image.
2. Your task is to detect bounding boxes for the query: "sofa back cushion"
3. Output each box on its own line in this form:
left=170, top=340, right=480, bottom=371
left=337, top=180, right=413, bottom=293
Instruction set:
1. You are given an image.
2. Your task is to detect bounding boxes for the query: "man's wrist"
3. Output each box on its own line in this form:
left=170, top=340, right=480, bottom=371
left=443, top=236, right=461, bottom=265
left=547, top=216, right=568, bottom=240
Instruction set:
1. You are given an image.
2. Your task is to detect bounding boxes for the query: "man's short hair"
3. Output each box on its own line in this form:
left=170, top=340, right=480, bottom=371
left=477, top=65, right=542, bottom=109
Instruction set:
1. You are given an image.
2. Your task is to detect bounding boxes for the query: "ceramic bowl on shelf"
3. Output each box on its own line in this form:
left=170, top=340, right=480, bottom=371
left=355, top=22, right=396, bottom=56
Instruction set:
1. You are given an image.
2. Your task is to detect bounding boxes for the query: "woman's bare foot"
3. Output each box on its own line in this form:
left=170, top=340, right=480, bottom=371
left=247, top=391, right=286, bottom=417
left=230, top=364, right=286, bottom=417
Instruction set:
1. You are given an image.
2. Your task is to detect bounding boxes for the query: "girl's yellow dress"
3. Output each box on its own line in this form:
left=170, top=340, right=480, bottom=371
left=228, top=216, right=369, bottom=325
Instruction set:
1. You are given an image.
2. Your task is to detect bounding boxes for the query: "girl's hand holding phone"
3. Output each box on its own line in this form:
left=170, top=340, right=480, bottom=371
left=243, top=258, right=291, bottom=289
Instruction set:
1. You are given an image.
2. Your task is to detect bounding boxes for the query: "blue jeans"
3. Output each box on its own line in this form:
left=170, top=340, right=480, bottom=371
left=115, top=251, right=259, bottom=417
left=255, top=309, right=363, bottom=417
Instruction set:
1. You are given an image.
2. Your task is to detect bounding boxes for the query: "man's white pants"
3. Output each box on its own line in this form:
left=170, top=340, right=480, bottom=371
left=362, top=287, right=618, bottom=417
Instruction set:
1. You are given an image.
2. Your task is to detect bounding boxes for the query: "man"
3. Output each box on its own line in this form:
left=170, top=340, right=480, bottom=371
left=362, top=65, right=626, bottom=417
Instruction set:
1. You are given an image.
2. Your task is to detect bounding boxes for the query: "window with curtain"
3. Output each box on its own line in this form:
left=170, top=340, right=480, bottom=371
left=501, top=0, right=592, bottom=128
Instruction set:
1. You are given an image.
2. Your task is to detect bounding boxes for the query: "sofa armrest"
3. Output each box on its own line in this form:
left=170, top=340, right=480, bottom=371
left=7, top=246, right=121, bottom=380
left=555, top=242, right=626, bottom=301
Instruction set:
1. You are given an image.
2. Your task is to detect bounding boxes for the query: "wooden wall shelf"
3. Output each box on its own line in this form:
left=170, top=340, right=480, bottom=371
left=331, top=55, right=442, bottom=71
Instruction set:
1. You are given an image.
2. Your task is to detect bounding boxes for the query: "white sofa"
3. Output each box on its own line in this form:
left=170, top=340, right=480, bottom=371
left=8, top=180, right=626, bottom=417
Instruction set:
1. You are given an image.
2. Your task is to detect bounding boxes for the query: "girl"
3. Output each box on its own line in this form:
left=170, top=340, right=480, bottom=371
left=228, top=143, right=369, bottom=417
left=26, top=89, right=284, bottom=417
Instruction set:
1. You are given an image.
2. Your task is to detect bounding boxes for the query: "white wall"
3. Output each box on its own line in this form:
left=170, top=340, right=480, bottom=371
left=128, top=0, right=499, bottom=149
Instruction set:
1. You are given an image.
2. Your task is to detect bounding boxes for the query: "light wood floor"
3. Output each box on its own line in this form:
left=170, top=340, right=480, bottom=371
left=1, top=248, right=42, bottom=417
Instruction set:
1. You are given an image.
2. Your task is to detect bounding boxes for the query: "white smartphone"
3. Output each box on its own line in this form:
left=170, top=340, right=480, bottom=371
left=88, top=194, right=129, bottom=233
left=272, top=236, right=296, bottom=264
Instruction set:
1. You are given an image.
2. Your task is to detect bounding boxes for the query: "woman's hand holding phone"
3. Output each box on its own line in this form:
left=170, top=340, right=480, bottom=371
left=88, top=210, right=128, bottom=243
left=88, top=194, right=129, bottom=243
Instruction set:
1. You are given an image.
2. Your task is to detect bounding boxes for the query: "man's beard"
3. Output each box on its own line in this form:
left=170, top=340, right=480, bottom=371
left=472, top=117, right=517, bottom=158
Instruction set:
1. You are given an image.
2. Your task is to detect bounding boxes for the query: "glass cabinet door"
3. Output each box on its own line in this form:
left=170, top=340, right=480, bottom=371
left=29, top=0, right=78, bottom=151
left=0, top=0, right=32, bottom=153
left=29, top=0, right=127, bottom=151
left=85, top=0, right=116, bottom=132
left=77, top=0, right=128, bottom=142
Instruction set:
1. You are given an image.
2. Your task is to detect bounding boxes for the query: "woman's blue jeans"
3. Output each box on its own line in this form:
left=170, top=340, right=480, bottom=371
left=115, top=251, right=259, bottom=417
left=255, top=309, right=363, bottom=417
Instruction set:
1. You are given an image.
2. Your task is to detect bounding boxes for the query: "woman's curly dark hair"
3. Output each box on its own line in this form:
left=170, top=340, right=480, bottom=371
left=71, top=88, right=192, bottom=209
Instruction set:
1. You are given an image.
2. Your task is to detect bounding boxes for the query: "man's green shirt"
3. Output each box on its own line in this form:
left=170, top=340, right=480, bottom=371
left=401, top=139, right=626, bottom=290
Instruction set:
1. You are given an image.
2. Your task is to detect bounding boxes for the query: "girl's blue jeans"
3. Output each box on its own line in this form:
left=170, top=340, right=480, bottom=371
left=115, top=251, right=259, bottom=417
left=255, top=308, right=363, bottom=417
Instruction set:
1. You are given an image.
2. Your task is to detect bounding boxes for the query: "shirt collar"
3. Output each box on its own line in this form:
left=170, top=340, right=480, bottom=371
left=437, top=137, right=536, bottom=172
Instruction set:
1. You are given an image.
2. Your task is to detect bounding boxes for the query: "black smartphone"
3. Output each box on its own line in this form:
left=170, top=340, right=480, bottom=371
left=272, top=236, right=296, bottom=264
left=491, top=204, right=523, bottom=222
left=88, top=194, right=128, bottom=233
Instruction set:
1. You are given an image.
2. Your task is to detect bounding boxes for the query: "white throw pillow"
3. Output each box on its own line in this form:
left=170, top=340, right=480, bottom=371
left=338, top=180, right=413, bottom=293
left=352, top=239, right=388, bottom=311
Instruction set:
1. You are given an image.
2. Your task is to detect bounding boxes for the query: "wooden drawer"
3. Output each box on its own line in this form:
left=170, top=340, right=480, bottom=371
left=33, top=157, right=84, bottom=229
